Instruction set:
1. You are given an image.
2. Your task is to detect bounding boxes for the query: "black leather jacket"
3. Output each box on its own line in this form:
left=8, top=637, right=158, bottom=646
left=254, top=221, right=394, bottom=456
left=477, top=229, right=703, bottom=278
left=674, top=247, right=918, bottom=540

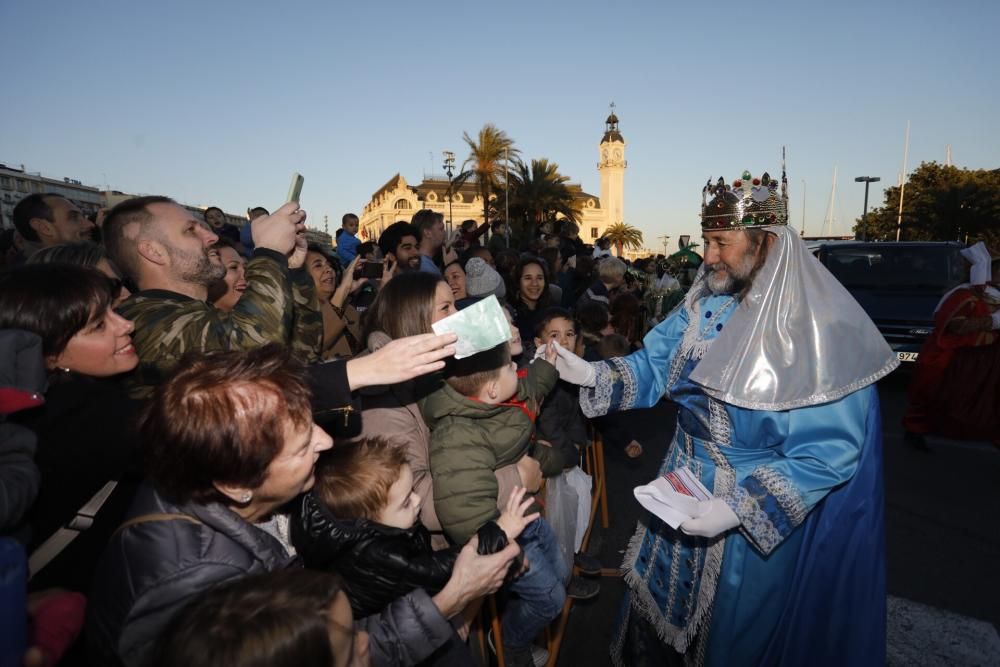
left=293, top=491, right=459, bottom=617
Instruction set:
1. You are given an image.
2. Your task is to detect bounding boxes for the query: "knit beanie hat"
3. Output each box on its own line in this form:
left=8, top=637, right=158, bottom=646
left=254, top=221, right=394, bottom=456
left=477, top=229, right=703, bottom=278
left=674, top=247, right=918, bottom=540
left=465, top=257, right=506, bottom=299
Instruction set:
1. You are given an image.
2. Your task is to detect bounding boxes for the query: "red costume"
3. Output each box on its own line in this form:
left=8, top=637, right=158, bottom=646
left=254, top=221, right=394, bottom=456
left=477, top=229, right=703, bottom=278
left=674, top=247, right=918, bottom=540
left=903, top=286, right=1000, bottom=443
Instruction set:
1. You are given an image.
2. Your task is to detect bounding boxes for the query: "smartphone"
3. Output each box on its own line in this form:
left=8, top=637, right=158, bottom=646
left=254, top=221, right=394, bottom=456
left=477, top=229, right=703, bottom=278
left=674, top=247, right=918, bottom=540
left=354, top=260, right=384, bottom=279
left=286, top=172, right=304, bottom=204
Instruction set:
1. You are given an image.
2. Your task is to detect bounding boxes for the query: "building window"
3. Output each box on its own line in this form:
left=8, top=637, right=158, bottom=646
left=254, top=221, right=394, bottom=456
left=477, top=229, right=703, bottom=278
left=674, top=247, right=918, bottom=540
left=591, top=227, right=599, bottom=239
left=0, top=176, right=12, bottom=188
left=394, top=199, right=412, bottom=210
left=16, top=179, right=28, bottom=192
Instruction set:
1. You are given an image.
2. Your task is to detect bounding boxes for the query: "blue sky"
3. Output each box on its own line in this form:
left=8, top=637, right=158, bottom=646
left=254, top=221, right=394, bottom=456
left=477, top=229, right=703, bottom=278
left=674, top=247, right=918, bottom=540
left=2, top=0, right=996, bottom=250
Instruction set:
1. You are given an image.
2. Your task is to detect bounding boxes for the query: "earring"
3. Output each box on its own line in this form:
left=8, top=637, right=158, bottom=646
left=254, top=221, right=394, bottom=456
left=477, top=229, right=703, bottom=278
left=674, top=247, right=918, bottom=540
left=240, top=491, right=252, bottom=504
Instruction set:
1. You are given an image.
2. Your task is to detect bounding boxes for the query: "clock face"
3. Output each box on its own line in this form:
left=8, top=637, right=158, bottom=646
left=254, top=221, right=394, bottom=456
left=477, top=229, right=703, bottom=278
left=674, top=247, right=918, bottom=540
left=602, top=149, right=608, bottom=161
left=614, top=149, right=622, bottom=160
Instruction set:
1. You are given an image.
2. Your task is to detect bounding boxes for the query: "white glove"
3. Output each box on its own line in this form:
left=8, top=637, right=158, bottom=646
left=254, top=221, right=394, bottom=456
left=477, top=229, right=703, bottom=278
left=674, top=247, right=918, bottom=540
left=679, top=499, right=740, bottom=539
left=991, top=311, right=1000, bottom=330
left=535, top=340, right=597, bottom=387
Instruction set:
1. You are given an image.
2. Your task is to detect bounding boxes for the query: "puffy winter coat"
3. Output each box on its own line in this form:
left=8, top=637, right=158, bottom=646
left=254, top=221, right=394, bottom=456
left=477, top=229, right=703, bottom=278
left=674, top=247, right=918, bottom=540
left=421, top=360, right=562, bottom=544
left=352, top=332, right=526, bottom=549
left=89, top=486, right=461, bottom=667
left=292, top=491, right=458, bottom=618
left=85, top=484, right=297, bottom=667
left=292, top=492, right=518, bottom=620
left=535, top=380, right=589, bottom=470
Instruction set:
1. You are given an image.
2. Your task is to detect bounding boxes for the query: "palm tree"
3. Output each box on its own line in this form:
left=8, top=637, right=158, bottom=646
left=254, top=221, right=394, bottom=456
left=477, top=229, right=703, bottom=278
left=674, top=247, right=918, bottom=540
left=452, top=124, right=519, bottom=225
left=503, top=158, right=582, bottom=245
left=603, top=222, right=644, bottom=257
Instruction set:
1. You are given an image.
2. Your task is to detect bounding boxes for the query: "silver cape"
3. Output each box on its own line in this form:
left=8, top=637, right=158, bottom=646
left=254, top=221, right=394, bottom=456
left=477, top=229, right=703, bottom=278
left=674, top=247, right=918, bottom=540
left=688, top=225, right=899, bottom=411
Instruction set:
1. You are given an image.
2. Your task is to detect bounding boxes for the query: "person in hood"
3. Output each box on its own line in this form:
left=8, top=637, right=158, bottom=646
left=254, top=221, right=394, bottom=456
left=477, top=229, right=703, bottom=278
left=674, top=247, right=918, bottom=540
left=578, top=171, right=896, bottom=666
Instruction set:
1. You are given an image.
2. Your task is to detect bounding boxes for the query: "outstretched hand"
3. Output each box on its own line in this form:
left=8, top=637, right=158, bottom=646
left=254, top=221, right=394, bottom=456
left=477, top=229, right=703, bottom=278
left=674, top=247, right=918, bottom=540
left=496, top=486, right=540, bottom=541
left=345, top=332, right=457, bottom=390
left=541, top=340, right=597, bottom=387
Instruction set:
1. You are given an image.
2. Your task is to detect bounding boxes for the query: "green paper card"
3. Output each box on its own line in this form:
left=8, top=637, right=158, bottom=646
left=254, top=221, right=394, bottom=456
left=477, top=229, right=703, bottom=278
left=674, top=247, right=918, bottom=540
left=431, top=295, right=511, bottom=359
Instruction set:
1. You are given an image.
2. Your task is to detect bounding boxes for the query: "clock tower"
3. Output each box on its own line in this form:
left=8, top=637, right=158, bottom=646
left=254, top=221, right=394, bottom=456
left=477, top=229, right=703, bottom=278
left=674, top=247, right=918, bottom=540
left=598, top=105, right=626, bottom=230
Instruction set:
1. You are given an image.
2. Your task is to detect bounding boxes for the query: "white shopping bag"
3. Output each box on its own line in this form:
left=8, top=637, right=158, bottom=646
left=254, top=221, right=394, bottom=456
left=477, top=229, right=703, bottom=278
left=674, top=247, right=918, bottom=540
left=564, top=466, right=593, bottom=553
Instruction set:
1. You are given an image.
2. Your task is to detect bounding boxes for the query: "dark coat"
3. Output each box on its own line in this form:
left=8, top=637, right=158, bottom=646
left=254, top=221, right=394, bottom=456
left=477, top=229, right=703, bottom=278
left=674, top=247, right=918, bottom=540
left=86, top=485, right=297, bottom=667
left=292, top=491, right=522, bottom=619
left=535, top=380, right=589, bottom=470
left=0, top=329, right=46, bottom=536
left=19, top=373, right=141, bottom=592
left=293, top=491, right=458, bottom=618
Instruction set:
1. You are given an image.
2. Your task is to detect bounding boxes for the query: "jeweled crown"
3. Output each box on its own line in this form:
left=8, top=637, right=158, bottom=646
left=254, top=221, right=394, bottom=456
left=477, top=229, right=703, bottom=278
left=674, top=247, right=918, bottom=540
left=701, top=168, right=789, bottom=231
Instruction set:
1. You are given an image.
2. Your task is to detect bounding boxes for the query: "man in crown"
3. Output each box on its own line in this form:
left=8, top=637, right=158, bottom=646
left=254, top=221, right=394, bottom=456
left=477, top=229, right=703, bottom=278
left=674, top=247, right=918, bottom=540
left=566, top=168, right=896, bottom=665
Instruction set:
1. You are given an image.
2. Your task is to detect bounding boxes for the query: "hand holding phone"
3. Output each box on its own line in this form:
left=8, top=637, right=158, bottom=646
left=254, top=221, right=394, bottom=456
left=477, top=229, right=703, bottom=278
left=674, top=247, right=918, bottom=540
left=356, top=260, right=384, bottom=279
left=251, top=202, right=305, bottom=255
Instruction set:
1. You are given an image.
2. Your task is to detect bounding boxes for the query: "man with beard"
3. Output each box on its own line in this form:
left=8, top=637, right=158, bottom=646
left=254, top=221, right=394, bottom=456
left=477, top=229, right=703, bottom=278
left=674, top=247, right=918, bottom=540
left=567, top=169, right=896, bottom=666
left=103, top=196, right=315, bottom=398
left=377, top=221, right=422, bottom=272
left=12, top=193, right=97, bottom=261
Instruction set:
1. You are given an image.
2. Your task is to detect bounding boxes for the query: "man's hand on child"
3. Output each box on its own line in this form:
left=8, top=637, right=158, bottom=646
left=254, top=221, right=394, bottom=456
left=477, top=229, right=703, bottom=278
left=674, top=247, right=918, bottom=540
left=496, top=486, right=540, bottom=541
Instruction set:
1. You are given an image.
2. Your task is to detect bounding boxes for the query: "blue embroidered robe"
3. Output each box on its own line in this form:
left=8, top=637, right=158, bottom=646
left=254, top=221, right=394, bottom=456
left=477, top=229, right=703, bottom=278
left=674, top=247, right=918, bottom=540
left=582, top=294, right=886, bottom=666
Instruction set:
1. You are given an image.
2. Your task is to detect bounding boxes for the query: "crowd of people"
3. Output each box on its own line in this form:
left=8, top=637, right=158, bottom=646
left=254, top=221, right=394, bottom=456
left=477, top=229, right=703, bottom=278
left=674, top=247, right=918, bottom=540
left=0, top=192, right=685, bottom=667
left=1, top=170, right=994, bottom=667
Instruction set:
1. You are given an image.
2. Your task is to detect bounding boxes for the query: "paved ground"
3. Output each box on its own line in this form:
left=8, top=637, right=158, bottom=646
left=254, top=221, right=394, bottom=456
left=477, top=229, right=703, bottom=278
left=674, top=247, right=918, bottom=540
left=555, top=368, right=1000, bottom=666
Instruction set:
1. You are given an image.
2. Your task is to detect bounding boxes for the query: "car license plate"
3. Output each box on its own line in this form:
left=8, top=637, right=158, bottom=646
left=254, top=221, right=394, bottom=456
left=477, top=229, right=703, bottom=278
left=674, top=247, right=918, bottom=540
left=896, top=351, right=919, bottom=362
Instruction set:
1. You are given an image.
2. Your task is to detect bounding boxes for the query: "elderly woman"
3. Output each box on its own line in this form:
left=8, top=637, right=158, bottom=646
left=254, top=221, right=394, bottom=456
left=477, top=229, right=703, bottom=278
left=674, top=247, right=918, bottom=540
left=86, top=344, right=517, bottom=667
left=0, top=264, right=140, bottom=594
left=304, top=244, right=363, bottom=359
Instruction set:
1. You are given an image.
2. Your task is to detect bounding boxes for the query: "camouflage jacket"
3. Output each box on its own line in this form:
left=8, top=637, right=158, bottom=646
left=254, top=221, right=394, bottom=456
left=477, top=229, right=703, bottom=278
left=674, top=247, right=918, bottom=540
left=289, top=270, right=324, bottom=364
left=119, top=250, right=322, bottom=399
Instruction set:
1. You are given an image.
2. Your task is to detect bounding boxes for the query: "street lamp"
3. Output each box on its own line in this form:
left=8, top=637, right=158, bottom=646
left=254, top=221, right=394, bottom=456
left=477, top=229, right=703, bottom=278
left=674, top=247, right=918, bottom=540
left=658, top=234, right=670, bottom=256
left=854, top=176, right=880, bottom=241
left=443, top=151, right=455, bottom=236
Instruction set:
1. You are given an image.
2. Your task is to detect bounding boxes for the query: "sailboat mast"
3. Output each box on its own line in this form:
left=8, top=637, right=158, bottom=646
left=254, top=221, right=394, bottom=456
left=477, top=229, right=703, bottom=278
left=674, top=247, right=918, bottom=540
left=825, top=166, right=838, bottom=237
left=895, top=121, right=910, bottom=242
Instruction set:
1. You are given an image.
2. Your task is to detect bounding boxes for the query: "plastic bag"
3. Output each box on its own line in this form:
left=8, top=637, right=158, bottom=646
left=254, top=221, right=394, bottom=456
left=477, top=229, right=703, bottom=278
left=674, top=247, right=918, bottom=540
left=565, top=466, right=593, bottom=552
left=543, top=472, right=578, bottom=574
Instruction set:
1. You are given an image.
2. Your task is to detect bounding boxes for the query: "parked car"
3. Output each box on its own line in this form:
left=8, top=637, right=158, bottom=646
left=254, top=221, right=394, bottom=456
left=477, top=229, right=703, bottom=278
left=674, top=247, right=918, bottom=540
left=811, top=241, right=966, bottom=362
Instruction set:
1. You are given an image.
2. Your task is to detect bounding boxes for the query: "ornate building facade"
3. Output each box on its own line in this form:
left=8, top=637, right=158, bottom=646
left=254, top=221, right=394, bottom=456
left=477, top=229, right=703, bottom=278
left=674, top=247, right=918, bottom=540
left=358, top=112, right=627, bottom=244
